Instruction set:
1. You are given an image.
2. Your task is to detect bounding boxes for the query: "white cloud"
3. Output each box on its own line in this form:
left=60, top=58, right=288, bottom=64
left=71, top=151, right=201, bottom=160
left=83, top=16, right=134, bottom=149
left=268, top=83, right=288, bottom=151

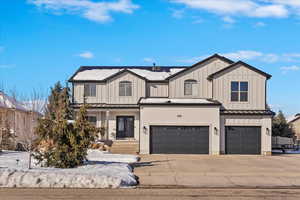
left=280, top=65, right=300, bottom=73
left=143, top=57, right=155, bottom=63
left=177, top=50, right=300, bottom=63
left=78, top=51, right=94, bottom=59
left=192, top=18, right=204, bottom=24
left=255, top=21, right=266, bottom=27
left=28, top=0, right=139, bottom=23
left=222, top=16, right=235, bottom=23
left=170, top=0, right=291, bottom=19
left=171, top=9, right=185, bottom=19
left=222, top=50, right=263, bottom=60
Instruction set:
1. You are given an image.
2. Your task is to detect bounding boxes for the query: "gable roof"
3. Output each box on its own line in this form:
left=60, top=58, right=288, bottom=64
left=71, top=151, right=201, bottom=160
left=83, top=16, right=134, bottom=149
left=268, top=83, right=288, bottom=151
left=69, top=66, right=187, bottom=82
left=288, top=114, right=300, bottom=124
left=166, top=54, right=235, bottom=80
left=208, top=61, right=272, bottom=80
left=0, top=91, right=28, bottom=112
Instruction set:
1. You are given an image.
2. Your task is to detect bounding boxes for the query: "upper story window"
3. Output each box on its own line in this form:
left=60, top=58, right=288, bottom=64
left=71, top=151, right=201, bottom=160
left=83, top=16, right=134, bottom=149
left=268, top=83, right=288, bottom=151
left=84, top=83, right=96, bottom=97
left=119, top=81, right=132, bottom=96
left=231, top=81, right=248, bottom=102
left=184, top=79, right=197, bottom=96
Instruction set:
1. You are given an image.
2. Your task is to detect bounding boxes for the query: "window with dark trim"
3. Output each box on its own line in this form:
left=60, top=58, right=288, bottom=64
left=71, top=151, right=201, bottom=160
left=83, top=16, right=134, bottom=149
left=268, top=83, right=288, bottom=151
left=184, top=79, right=197, bottom=96
left=87, top=116, right=97, bottom=126
left=231, top=81, right=248, bottom=102
left=119, top=81, right=132, bottom=96
left=84, top=83, right=96, bottom=97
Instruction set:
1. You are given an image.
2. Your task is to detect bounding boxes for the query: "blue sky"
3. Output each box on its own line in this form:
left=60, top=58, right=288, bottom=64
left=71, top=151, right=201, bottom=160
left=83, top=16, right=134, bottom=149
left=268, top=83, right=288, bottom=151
left=0, top=0, right=300, bottom=117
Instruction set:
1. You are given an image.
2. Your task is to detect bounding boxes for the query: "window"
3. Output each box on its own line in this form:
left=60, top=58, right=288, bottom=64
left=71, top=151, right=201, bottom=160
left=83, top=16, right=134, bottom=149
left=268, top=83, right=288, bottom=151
left=84, top=83, right=96, bottom=97
left=87, top=116, right=97, bottom=126
left=119, top=81, right=132, bottom=96
left=184, top=80, right=197, bottom=96
left=231, top=81, right=248, bottom=102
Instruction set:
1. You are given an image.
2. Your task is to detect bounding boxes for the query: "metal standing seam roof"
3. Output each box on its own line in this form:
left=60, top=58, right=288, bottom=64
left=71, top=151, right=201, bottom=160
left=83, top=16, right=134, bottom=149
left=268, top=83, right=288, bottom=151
left=221, top=110, right=275, bottom=115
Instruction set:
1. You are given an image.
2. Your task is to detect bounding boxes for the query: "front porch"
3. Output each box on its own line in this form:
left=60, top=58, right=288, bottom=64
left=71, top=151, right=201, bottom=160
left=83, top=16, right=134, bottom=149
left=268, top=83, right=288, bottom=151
left=84, top=108, right=140, bottom=142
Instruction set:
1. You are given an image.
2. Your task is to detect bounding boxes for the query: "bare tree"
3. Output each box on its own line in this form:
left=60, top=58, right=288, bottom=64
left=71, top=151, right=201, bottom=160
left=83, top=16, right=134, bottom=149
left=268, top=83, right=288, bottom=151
left=17, top=89, right=47, bottom=169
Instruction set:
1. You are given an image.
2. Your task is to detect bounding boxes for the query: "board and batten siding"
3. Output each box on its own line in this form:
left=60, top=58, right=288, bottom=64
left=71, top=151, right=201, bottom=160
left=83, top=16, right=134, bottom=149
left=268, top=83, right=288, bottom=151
left=147, top=82, right=168, bottom=97
left=73, top=83, right=107, bottom=104
left=107, top=72, right=146, bottom=104
left=169, top=58, right=230, bottom=99
left=213, top=64, right=266, bottom=110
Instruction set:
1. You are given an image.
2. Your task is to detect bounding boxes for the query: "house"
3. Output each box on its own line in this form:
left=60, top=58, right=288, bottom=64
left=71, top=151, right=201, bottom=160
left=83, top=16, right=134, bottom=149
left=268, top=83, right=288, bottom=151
left=288, top=114, right=300, bottom=140
left=0, top=91, right=40, bottom=150
left=69, top=54, right=274, bottom=155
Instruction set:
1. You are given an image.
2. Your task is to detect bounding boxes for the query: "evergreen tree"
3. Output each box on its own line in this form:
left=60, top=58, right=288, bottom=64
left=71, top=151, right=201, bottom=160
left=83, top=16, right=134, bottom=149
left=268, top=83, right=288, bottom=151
left=73, top=104, right=97, bottom=164
left=45, top=82, right=63, bottom=120
left=34, top=83, right=96, bottom=168
left=272, top=110, right=294, bottom=138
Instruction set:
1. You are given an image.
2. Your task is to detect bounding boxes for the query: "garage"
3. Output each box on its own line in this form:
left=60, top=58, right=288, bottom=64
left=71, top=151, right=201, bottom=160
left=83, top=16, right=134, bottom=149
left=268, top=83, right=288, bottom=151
left=150, top=126, right=209, bottom=154
left=225, top=126, right=261, bottom=154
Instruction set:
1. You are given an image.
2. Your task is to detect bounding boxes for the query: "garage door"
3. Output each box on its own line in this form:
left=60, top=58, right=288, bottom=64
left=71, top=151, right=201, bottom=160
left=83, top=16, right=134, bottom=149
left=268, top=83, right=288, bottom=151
left=225, top=126, right=261, bottom=155
left=150, top=126, right=209, bottom=154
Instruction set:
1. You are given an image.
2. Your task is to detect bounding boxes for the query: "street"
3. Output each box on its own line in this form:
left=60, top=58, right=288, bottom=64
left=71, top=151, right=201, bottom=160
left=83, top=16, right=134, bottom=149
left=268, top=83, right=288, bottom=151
left=1, top=188, right=300, bottom=200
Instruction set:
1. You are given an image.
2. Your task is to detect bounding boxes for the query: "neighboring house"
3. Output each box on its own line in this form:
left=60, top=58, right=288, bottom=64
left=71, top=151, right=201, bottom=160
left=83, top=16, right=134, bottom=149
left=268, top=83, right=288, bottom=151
left=69, top=54, right=274, bottom=155
left=288, top=114, right=300, bottom=140
left=0, top=91, right=40, bottom=149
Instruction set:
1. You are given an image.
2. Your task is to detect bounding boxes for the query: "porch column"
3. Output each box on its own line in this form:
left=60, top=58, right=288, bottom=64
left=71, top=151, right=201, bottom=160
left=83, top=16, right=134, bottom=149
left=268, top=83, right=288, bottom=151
left=106, top=110, right=110, bottom=140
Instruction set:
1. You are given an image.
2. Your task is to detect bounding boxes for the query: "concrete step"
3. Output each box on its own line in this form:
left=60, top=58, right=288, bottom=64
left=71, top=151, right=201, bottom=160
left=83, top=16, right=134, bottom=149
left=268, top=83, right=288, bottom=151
left=110, top=140, right=139, bottom=154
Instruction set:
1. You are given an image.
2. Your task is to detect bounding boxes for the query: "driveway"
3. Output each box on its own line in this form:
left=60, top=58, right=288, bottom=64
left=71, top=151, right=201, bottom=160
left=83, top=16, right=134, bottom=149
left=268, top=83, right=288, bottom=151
left=134, top=154, right=300, bottom=188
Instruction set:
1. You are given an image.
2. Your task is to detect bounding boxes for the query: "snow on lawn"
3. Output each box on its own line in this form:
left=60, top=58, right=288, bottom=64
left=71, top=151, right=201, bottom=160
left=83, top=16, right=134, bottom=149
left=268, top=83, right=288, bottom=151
left=0, top=150, right=139, bottom=188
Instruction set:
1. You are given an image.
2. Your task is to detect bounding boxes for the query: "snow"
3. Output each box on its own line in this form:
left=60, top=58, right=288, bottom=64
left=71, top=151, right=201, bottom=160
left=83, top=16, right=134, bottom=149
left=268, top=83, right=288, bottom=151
left=272, top=150, right=300, bottom=154
left=73, top=68, right=186, bottom=81
left=0, top=150, right=139, bottom=188
left=287, top=114, right=300, bottom=123
left=139, top=98, right=217, bottom=104
left=0, top=92, right=28, bottom=111
left=74, top=69, right=122, bottom=81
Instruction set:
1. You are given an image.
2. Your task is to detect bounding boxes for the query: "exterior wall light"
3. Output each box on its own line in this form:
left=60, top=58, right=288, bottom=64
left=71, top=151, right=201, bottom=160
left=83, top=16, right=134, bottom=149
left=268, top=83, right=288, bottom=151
left=214, top=127, right=218, bottom=135
left=266, top=128, right=270, bottom=135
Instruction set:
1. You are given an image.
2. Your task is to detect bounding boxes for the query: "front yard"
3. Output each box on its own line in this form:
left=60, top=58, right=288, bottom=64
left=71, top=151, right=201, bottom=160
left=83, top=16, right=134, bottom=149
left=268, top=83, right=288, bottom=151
left=0, top=150, right=139, bottom=188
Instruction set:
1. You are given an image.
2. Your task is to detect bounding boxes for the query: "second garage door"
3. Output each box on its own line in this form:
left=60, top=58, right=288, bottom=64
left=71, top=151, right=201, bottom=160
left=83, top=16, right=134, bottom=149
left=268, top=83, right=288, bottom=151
left=150, top=126, right=209, bottom=154
left=225, top=126, right=261, bottom=155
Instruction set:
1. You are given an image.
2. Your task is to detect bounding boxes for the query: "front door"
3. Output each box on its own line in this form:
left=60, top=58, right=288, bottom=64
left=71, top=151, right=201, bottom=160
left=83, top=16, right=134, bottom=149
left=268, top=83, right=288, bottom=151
left=116, top=116, right=134, bottom=139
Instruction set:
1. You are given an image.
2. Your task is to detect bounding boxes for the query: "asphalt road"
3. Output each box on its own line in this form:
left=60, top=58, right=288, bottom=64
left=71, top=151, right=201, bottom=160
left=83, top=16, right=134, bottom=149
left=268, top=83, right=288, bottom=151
left=1, top=188, right=300, bottom=200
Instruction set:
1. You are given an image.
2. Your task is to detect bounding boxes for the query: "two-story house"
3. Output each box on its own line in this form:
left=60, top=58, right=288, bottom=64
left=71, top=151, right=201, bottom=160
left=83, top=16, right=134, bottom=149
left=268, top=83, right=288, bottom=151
left=69, top=54, right=274, bottom=155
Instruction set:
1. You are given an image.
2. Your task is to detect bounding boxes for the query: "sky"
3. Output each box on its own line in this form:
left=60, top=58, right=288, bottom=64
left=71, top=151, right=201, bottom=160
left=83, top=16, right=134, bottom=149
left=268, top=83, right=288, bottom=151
left=0, top=0, right=300, bottom=117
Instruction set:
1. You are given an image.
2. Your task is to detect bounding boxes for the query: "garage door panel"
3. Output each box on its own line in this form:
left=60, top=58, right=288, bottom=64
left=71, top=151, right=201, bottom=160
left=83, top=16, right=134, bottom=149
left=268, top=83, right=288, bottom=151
left=150, top=126, right=209, bottom=154
left=226, top=126, right=261, bottom=155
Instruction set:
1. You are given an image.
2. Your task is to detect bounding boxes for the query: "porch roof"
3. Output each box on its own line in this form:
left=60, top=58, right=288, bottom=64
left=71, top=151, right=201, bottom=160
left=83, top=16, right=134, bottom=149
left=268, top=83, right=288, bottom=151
left=138, top=98, right=221, bottom=106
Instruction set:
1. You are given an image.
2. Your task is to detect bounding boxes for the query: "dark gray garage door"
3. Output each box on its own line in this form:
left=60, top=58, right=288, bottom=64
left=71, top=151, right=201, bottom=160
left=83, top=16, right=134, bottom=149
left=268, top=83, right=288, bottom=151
left=150, top=126, right=209, bottom=154
left=225, top=126, right=261, bottom=155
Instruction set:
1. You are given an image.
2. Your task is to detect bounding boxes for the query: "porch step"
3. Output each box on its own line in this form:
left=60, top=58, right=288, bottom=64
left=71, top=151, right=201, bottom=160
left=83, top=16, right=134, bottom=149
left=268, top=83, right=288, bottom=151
left=110, top=140, right=139, bottom=155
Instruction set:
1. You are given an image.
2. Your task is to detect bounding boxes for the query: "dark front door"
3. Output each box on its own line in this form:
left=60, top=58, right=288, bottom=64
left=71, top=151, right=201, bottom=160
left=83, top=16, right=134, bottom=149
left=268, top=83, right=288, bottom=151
left=150, top=126, right=209, bottom=154
left=116, top=116, right=134, bottom=138
left=225, top=126, right=261, bottom=155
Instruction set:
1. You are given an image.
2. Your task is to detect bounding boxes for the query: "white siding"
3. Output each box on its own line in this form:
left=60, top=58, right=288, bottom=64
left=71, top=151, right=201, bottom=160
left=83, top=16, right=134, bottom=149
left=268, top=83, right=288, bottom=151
left=169, top=58, right=230, bottom=98
left=147, top=82, right=168, bottom=97
left=213, top=64, right=266, bottom=110
left=73, top=83, right=107, bottom=104
left=107, top=72, right=146, bottom=104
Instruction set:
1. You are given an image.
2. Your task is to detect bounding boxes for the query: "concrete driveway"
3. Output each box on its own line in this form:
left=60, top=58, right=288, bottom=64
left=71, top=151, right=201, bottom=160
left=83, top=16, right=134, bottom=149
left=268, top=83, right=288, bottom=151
left=134, top=154, right=300, bottom=188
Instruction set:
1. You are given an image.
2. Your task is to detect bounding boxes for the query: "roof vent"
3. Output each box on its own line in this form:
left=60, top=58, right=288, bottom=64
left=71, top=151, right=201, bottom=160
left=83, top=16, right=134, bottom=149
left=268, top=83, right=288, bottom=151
left=152, top=63, right=161, bottom=71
